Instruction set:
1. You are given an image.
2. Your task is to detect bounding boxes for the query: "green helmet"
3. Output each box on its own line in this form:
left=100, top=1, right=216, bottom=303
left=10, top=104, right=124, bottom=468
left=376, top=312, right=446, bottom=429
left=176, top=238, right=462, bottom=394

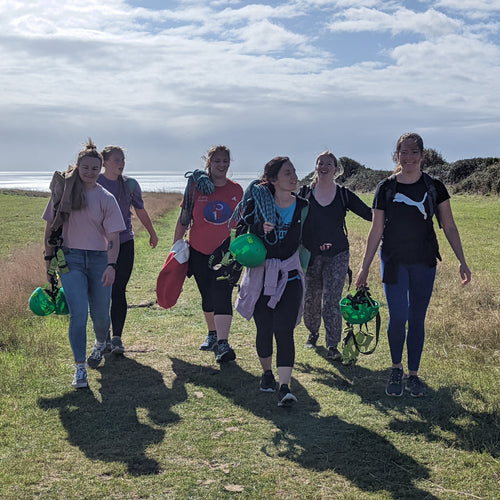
left=29, top=287, right=56, bottom=316
left=229, top=233, right=267, bottom=268
left=340, top=287, right=380, bottom=325
left=54, top=287, right=69, bottom=315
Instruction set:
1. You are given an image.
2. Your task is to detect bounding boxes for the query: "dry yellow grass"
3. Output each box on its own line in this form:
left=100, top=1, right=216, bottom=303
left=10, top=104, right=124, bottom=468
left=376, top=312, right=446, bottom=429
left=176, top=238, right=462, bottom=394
left=0, top=193, right=182, bottom=345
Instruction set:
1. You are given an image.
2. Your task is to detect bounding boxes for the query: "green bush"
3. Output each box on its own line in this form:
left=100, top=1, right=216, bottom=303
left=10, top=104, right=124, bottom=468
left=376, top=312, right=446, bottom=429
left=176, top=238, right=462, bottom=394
left=297, top=155, right=500, bottom=196
left=454, top=163, right=500, bottom=194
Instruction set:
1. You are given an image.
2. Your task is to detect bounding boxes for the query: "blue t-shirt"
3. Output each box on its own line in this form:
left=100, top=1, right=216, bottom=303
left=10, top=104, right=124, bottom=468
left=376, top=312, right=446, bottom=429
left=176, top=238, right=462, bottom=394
left=275, top=201, right=296, bottom=241
left=275, top=201, right=300, bottom=280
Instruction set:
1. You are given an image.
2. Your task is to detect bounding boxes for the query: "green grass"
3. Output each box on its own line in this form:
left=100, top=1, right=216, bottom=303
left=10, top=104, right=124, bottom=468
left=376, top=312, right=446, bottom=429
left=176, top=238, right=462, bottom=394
left=0, top=192, right=499, bottom=499
left=0, top=191, right=49, bottom=258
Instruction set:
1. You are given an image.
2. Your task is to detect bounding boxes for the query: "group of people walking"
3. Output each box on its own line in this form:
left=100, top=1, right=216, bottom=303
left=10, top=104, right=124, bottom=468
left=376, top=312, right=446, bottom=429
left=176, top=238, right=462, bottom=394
left=41, top=133, right=471, bottom=406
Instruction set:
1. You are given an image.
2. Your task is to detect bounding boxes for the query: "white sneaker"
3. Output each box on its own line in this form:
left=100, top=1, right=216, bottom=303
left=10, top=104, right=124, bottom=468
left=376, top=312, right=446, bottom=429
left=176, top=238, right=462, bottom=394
left=72, top=364, right=88, bottom=388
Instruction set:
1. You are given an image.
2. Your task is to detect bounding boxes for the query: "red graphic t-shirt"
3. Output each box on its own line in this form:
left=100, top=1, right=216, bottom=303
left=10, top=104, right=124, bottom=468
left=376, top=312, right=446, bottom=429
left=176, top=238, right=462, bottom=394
left=188, top=179, right=243, bottom=254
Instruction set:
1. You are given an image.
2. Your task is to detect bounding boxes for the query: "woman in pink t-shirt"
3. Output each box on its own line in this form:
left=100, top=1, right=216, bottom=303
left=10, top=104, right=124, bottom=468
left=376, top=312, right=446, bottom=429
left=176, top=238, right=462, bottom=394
left=42, top=139, right=125, bottom=389
left=173, top=145, right=243, bottom=363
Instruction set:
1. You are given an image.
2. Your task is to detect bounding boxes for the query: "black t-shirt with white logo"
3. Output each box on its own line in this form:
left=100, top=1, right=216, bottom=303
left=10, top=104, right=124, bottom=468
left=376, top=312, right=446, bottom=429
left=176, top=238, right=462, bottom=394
left=373, top=175, right=449, bottom=268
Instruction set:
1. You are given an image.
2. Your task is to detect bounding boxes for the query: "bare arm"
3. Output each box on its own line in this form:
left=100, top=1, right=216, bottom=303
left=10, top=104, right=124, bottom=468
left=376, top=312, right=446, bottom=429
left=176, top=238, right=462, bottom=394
left=135, top=207, right=158, bottom=248
left=173, top=215, right=189, bottom=245
left=438, top=199, right=471, bottom=285
left=102, top=231, right=120, bottom=287
left=355, top=208, right=385, bottom=288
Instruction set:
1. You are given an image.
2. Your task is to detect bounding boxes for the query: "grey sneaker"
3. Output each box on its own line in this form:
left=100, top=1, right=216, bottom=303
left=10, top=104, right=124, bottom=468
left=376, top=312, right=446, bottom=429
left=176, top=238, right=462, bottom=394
left=305, top=333, right=319, bottom=348
left=214, top=340, right=236, bottom=363
left=87, top=342, right=105, bottom=369
left=385, top=368, right=404, bottom=396
left=200, top=331, right=217, bottom=351
left=405, top=375, right=427, bottom=397
left=72, top=364, right=88, bottom=388
left=327, top=346, right=342, bottom=360
left=111, top=336, right=125, bottom=355
left=277, top=384, right=297, bottom=407
left=104, top=332, right=112, bottom=353
left=260, top=370, right=277, bottom=392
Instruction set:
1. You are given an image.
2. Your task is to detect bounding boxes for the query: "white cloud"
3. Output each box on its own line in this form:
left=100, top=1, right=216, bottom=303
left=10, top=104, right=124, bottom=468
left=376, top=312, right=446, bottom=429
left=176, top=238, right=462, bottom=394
left=327, top=6, right=464, bottom=37
left=426, top=0, right=500, bottom=20
left=231, top=19, right=311, bottom=52
left=433, top=0, right=500, bottom=11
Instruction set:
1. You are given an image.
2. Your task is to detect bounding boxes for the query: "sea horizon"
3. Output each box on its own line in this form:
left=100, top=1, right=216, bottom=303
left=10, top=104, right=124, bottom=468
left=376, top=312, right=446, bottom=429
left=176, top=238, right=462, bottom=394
left=0, top=170, right=311, bottom=193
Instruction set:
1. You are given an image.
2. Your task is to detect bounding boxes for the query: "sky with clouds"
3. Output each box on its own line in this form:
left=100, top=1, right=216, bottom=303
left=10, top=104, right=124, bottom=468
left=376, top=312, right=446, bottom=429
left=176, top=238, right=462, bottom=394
left=1, top=0, right=499, bottom=177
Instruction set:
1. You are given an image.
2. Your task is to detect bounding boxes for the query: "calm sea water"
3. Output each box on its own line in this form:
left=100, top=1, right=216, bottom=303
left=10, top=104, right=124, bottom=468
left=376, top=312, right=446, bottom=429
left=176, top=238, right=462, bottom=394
left=0, top=171, right=310, bottom=193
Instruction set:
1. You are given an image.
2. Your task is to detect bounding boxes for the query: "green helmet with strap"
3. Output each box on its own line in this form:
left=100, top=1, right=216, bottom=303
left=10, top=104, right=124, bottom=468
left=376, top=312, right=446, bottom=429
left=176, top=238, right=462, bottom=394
left=54, top=287, right=69, bottom=315
left=29, top=286, right=56, bottom=316
left=229, top=233, right=267, bottom=268
left=340, top=287, right=380, bottom=325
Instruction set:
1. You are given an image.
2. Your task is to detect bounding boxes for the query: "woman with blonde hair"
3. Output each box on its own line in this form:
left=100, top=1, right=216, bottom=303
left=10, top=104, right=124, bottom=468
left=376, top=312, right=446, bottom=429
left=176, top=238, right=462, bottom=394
left=173, top=145, right=243, bottom=363
left=300, top=151, right=372, bottom=358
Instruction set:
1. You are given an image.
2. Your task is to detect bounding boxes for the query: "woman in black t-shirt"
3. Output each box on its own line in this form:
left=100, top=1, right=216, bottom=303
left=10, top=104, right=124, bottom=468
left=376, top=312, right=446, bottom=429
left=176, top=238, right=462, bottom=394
left=356, top=133, right=471, bottom=398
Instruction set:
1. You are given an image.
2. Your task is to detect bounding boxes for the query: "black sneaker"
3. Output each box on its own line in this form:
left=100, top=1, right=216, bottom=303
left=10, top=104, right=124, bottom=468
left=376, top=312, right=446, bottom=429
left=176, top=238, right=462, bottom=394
left=277, top=384, right=297, bottom=407
left=111, top=336, right=125, bottom=355
left=405, top=375, right=427, bottom=397
left=200, top=331, right=217, bottom=351
left=260, top=370, right=277, bottom=392
left=87, top=342, right=105, bottom=369
left=215, top=340, right=236, bottom=363
left=327, top=346, right=342, bottom=360
left=385, top=367, right=404, bottom=396
left=305, top=333, right=319, bottom=348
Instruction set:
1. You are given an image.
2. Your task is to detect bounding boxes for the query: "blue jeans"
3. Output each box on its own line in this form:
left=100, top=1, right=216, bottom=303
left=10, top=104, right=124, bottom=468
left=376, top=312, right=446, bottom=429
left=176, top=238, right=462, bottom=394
left=60, top=248, right=111, bottom=363
left=381, top=254, right=436, bottom=372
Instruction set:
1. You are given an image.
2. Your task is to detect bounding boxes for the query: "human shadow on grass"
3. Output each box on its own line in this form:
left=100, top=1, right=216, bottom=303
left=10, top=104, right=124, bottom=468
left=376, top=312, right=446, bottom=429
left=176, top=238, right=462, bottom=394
left=296, top=358, right=499, bottom=458
left=38, top=355, right=188, bottom=475
left=171, top=357, right=438, bottom=500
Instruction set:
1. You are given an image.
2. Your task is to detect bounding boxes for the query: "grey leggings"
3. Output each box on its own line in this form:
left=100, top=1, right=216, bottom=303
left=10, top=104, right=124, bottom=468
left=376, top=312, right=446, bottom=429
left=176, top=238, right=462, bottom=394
left=303, top=250, right=349, bottom=347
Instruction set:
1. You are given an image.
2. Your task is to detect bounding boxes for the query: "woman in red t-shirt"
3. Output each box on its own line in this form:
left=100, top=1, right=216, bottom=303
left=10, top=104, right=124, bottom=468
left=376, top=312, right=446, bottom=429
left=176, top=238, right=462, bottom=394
left=173, top=145, right=243, bottom=363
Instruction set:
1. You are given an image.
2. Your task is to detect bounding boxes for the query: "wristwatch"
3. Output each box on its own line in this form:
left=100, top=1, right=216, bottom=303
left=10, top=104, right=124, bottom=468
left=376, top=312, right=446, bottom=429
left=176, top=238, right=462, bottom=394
left=107, top=263, right=117, bottom=269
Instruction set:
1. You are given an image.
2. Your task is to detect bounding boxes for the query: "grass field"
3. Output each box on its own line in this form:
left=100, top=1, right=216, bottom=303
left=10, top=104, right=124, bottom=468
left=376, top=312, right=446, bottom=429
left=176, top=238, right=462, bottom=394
left=0, top=191, right=498, bottom=499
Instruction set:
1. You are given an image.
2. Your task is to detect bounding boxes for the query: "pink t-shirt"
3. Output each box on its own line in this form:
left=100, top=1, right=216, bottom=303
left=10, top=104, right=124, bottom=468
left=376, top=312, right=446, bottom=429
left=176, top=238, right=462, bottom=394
left=43, top=185, right=126, bottom=251
left=188, top=180, right=243, bottom=255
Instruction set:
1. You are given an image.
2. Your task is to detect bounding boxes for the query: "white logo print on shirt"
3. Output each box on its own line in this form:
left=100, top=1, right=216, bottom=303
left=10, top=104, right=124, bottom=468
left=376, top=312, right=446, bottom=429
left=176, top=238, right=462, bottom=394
left=393, top=192, right=428, bottom=219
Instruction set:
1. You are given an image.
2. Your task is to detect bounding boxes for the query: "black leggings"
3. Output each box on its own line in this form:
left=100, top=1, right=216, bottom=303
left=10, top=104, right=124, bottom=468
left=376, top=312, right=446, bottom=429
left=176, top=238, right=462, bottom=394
left=253, top=278, right=303, bottom=367
left=111, top=239, right=134, bottom=337
left=189, top=246, right=233, bottom=316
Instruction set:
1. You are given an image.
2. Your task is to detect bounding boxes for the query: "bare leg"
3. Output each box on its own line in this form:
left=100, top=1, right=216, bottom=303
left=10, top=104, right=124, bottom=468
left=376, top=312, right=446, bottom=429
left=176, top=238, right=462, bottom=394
left=204, top=311, right=216, bottom=331
left=259, top=355, right=272, bottom=372
left=277, top=366, right=293, bottom=387
left=214, top=314, right=232, bottom=341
